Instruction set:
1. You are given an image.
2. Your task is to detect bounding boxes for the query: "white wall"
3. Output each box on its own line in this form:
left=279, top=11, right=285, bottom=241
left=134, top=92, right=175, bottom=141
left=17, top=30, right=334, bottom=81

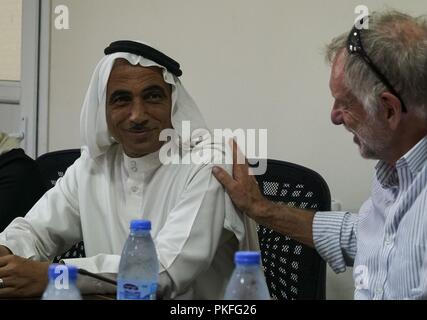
left=0, top=0, right=21, bottom=81
left=48, top=0, right=427, bottom=299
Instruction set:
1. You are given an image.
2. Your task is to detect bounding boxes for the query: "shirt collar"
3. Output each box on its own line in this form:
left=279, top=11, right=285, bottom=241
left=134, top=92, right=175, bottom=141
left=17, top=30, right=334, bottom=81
left=375, top=161, right=398, bottom=188
left=375, top=135, right=427, bottom=187
left=122, top=148, right=162, bottom=176
left=398, top=135, right=427, bottom=175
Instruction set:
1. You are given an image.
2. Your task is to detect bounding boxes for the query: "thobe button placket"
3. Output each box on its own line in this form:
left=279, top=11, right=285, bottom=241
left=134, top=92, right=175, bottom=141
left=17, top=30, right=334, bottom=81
left=130, top=161, right=137, bottom=172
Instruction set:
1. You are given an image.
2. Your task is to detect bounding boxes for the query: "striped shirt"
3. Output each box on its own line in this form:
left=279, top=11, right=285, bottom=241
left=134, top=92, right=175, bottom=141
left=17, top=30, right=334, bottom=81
left=313, top=136, right=427, bottom=300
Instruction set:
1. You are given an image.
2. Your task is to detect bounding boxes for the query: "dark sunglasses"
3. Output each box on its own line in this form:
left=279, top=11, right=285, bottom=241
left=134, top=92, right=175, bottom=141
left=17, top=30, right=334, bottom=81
left=347, top=22, right=407, bottom=113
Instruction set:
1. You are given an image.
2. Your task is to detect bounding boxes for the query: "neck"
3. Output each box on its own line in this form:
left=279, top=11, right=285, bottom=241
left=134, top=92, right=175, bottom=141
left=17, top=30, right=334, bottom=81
left=385, top=128, right=427, bottom=166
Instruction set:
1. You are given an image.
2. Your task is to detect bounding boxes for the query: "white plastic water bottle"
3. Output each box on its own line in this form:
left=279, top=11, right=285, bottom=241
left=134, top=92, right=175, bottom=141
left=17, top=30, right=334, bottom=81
left=117, top=219, right=159, bottom=300
left=224, top=251, right=270, bottom=300
left=42, top=264, right=82, bottom=300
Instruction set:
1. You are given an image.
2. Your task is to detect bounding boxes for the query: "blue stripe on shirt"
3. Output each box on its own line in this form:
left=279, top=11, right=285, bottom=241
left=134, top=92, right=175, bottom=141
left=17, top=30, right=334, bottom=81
left=313, top=135, right=427, bottom=299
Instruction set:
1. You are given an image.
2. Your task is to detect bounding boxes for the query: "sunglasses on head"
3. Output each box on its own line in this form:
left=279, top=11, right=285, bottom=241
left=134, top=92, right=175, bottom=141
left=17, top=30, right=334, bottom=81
left=347, top=19, right=407, bottom=113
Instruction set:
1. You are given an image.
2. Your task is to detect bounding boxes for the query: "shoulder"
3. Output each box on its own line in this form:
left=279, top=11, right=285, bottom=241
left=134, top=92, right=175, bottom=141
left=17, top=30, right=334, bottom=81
left=170, top=142, right=232, bottom=185
left=0, top=148, right=38, bottom=174
left=189, top=142, right=232, bottom=175
left=0, top=148, right=33, bottom=164
left=79, top=144, right=122, bottom=174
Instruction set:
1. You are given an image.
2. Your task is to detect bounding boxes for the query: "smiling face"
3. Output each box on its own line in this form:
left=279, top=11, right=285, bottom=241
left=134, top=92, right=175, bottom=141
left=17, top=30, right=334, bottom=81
left=106, top=59, right=173, bottom=158
left=329, top=51, right=392, bottom=160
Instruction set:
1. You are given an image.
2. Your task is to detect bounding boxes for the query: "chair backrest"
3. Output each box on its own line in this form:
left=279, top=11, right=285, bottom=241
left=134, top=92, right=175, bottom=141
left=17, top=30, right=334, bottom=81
left=36, top=149, right=85, bottom=261
left=254, top=159, right=331, bottom=300
left=36, top=149, right=82, bottom=190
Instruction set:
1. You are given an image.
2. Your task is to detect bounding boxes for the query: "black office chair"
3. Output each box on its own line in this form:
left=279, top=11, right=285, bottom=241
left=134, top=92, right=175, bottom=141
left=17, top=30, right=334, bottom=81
left=36, top=149, right=86, bottom=262
left=253, top=159, right=331, bottom=300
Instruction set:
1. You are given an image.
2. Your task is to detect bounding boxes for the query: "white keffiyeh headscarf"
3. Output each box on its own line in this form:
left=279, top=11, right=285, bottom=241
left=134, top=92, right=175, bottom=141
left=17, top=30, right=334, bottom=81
left=80, top=41, right=209, bottom=159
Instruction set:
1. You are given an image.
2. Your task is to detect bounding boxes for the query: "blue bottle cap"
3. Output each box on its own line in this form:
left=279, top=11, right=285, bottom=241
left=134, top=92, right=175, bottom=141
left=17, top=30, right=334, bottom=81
left=48, top=264, right=78, bottom=282
left=130, top=219, right=151, bottom=231
left=235, top=251, right=261, bottom=265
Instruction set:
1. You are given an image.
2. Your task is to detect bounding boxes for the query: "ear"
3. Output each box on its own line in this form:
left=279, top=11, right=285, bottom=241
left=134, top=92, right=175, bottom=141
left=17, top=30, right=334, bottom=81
left=379, top=92, right=403, bottom=130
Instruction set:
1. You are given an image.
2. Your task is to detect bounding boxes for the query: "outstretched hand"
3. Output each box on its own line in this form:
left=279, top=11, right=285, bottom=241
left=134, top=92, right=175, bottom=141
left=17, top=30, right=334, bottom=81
left=213, top=141, right=315, bottom=247
left=212, top=140, right=269, bottom=221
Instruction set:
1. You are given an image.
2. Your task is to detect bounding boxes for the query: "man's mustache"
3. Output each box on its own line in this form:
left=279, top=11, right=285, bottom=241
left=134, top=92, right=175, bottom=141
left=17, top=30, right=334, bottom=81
left=126, top=122, right=154, bottom=132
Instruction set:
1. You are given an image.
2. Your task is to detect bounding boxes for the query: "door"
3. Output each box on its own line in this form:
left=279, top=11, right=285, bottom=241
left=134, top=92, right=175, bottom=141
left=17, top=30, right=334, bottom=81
left=0, top=0, right=42, bottom=158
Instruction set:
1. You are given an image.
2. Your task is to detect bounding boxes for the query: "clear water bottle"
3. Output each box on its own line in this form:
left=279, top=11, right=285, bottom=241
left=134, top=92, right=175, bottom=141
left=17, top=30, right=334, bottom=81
left=42, top=264, right=82, bottom=300
left=117, top=219, right=159, bottom=300
left=224, top=251, right=270, bottom=300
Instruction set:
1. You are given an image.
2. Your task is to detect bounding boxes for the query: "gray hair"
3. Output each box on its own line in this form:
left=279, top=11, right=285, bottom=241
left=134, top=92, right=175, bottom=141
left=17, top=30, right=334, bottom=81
left=326, top=10, right=427, bottom=118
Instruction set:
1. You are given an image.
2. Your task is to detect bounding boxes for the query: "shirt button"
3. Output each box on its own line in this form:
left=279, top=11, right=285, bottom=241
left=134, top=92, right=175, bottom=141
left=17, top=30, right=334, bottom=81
left=131, top=167, right=137, bottom=172
left=131, top=186, right=139, bottom=193
left=384, top=235, right=394, bottom=246
left=375, top=288, right=383, bottom=296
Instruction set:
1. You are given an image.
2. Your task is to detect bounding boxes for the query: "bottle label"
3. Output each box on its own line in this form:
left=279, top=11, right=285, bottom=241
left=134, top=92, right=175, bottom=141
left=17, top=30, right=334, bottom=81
left=117, top=280, right=157, bottom=300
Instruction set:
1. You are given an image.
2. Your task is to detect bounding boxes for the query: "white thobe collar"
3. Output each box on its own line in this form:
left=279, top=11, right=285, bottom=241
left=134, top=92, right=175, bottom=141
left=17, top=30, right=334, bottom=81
left=122, top=148, right=162, bottom=178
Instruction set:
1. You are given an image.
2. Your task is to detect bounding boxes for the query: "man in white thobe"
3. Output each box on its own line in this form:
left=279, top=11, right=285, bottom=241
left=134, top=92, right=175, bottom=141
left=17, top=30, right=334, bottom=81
left=0, top=40, right=258, bottom=299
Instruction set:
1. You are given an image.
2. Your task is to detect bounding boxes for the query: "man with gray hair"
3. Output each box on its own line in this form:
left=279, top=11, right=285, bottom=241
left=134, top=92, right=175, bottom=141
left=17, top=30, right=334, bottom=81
left=214, top=10, right=427, bottom=299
